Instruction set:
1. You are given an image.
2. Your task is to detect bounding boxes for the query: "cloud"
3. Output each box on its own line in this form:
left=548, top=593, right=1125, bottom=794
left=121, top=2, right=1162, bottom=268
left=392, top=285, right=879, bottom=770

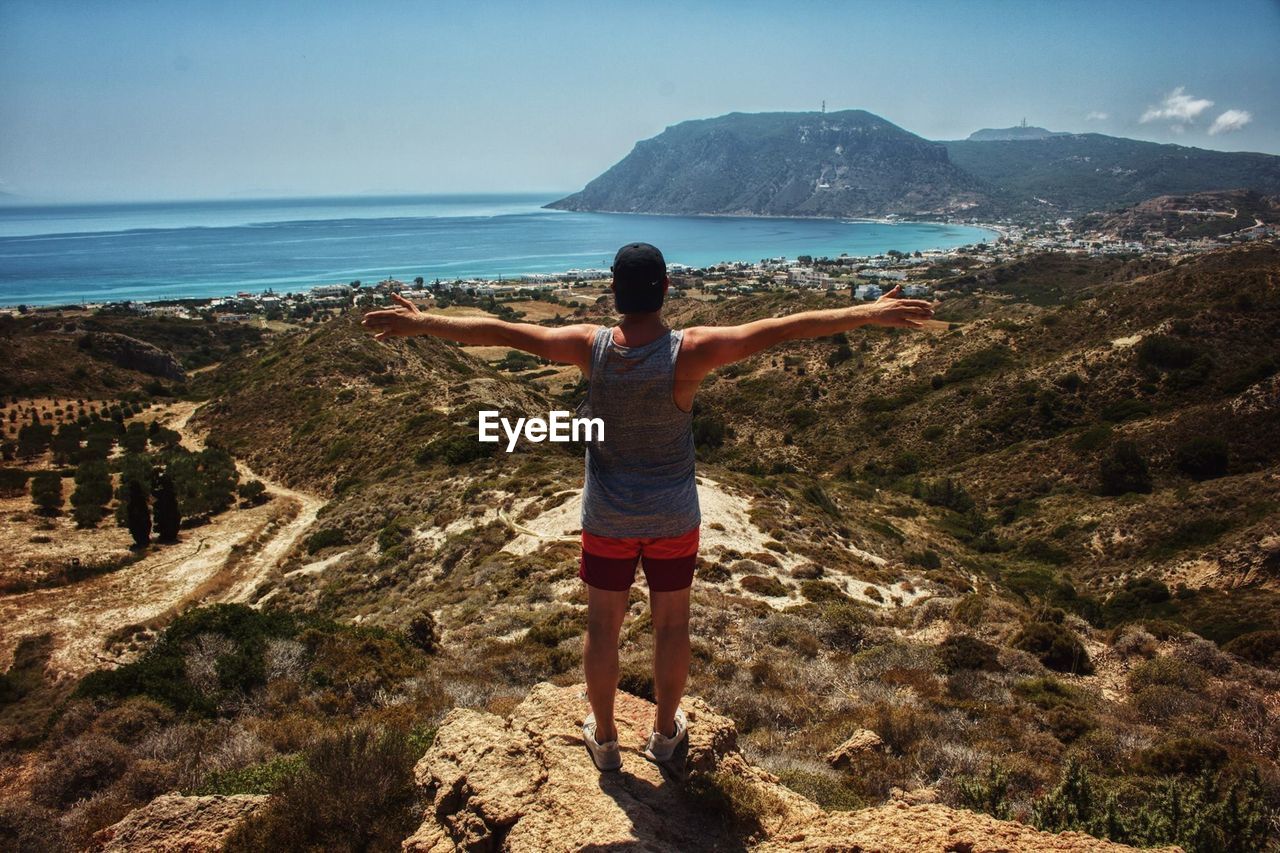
left=1085, top=111, right=1109, bottom=121
left=1140, top=87, right=1214, bottom=125
left=1209, top=109, right=1253, bottom=135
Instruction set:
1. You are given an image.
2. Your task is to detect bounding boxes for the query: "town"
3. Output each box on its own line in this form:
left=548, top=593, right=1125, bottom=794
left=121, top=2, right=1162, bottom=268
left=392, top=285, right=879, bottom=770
left=3, top=211, right=1276, bottom=325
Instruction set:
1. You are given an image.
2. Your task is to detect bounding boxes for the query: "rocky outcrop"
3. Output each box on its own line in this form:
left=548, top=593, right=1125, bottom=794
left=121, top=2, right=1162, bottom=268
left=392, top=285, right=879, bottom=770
left=91, top=793, right=267, bottom=852
left=405, top=682, right=1178, bottom=852
left=77, top=331, right=186, bottom=381
left=825, top=728, right=887, bottom=768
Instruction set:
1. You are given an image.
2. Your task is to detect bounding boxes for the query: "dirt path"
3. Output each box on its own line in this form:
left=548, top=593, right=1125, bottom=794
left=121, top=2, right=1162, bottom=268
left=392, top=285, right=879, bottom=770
left=0, top=401, right=325, bottom=678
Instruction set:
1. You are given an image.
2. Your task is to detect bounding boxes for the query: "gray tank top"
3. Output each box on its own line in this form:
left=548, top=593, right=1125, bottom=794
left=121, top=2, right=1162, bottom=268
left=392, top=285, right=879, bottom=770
left=579, top=326, right=700, bottom=538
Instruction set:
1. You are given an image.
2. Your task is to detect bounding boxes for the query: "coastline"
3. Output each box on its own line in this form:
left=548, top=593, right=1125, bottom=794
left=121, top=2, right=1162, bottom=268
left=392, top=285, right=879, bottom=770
left=0, top=208, right=999, bottom=310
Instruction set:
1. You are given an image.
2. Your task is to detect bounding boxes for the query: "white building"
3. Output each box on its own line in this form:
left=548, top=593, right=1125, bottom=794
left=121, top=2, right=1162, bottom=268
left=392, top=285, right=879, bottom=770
left=312, top=284, right=353, bottom=298
left=854, top=284, right=883, bottom=301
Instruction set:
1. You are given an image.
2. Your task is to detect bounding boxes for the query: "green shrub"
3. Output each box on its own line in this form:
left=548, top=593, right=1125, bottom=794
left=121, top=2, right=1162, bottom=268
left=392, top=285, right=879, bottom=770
left=1098, top=440, right=1152, bottom=495
left=1175, top=436, right=1230, bottom=481
left=938, top=634, right=1001, bottom=673
left=1100, top=398, right=1152, bottom=423
left=406, top=611, right=439, bottom=654
left=226, top=727, right=420, bottom=852
left=1012, top=621, right=1093, bottom=674
left=956, top=764, right=1011, bottom=819
left=76, top=604, right=304, bottom=715
left=1138, top=737, right=1227, bottom=777
left=1127, top=656, right=1208, bottom=693
left=800, top=580, right=848, bottom=603
left=526, top=608, right=586, bottom=646
left=1137, top=334, right=1201, bottom=370
left=1222, top=630, right=1280, bottom=667
left=197, top=754, right=306, bottom=795
left=306, top=527, right=347, bottom=554
left=740, top=575, right=788, bottom=597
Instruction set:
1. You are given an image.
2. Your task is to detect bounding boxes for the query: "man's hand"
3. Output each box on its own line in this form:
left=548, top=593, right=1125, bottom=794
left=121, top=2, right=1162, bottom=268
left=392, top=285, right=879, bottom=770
left=361, top=293, right=425, bottom=340
left=861, top=284, right=936, bottom=328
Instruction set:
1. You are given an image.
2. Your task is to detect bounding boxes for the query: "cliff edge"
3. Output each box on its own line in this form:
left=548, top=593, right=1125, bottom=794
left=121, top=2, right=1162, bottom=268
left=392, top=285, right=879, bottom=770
left=405, top=682, right=1179, bottom=853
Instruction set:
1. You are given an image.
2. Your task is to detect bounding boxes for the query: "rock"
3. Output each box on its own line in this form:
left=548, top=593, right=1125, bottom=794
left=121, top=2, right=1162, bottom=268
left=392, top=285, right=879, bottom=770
left=91, top=792, right=267, bottom=852
left=405, top=682, right=1177, bottom=852
left=825, top=728, right=887, bottom=767
left=78, top=331, right=186, bottom=381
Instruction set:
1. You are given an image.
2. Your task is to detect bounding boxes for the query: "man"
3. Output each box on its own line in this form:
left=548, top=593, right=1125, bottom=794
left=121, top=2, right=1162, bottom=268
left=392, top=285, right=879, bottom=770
left=362, top=242, right=934, bottom=771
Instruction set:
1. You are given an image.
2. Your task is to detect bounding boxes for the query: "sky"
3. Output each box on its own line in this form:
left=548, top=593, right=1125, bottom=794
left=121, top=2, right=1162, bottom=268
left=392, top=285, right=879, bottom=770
left=1, top=0, right=1278, bottom=203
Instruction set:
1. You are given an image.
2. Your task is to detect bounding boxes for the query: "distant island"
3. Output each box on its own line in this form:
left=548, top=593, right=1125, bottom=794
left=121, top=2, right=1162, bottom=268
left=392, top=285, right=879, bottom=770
left=548, top=110, right=1280, bottom=221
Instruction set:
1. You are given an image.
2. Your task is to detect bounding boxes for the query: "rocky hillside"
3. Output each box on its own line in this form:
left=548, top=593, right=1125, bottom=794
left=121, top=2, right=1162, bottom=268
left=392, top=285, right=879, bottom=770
left=547, top=111, right=988, bottom=218
left=1075, top=189, right=1280, bottom=240
left=90, top=683, right=1175, bottom=852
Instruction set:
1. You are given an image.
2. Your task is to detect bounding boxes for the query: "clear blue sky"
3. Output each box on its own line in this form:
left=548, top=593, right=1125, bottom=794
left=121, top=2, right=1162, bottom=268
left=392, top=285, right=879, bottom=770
left=2, top=0, right=1277, bottom=202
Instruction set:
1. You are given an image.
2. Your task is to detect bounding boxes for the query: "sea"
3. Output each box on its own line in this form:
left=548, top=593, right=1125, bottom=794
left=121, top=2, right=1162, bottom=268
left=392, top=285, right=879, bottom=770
left=0, top=194, right=996, bottom=307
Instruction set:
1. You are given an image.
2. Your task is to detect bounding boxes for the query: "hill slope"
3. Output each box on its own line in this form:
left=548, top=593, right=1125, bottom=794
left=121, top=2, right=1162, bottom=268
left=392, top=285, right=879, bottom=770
left=943, top=133, right=1280, bottom=215
left=548, top=110, right=987, bottom=218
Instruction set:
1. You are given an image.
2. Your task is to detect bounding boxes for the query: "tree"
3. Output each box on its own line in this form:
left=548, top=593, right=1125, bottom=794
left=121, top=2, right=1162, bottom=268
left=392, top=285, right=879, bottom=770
left=17, top=422, right=51, bottom=460
left=1099, top=440, right=1153, bottom=495
left=51, top=423, right=82, bottom=464
left=71, top=459, right=112, bottom=528
left=31, top=471, right=63, bottom=515
left=152, top=468, right=181, bottom=542
left=237, top=479, right=267, bottom=507
left=122, top=421, right=148, bottom=454
left=126, top=480, right=151, bottom=548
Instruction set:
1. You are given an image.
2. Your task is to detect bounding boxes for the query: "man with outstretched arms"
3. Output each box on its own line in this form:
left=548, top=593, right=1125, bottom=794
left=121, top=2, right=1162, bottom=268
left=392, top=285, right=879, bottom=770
left=362, top=243, right=934, bottom=770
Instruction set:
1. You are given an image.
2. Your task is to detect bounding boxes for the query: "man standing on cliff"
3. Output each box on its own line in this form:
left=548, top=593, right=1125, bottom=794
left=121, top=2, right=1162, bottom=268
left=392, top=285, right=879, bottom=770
left=362, top=243, right=934, bottom=771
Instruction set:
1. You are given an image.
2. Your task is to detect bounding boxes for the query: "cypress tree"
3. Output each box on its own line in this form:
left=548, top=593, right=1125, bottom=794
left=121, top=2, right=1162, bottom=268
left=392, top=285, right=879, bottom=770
left=126, top=480, right=151, bottom=548
left=153, top=467, right=181, bottom=542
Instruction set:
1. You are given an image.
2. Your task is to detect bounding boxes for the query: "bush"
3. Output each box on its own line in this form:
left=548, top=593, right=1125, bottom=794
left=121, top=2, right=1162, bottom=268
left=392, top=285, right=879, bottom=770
left=526, top=608, right=585, bottom=646
left=1097, top=440, right=1152, bottom=495
left=30, top=471, right=63, bottom=515
left=226, top=727, right=420, bottom=853
left=1127, top=656, right=1207, bottom=693
left=1137, top=335, right=1201, bottom=370
left=740, top=575, right=788, bottom=597
left=31, top=735, right=132, bottom=808
left=306, top=528, right=347, bottom=554
left=938, top=634, right=1001, bottom=673
left=1012, top=621, right=1093, bottom=674
left=1138, top=737, right=1227, bottom=777
left=1222, top=630, right=1280, bottom=667
left=405, top=611, right=438, bottom=654
left=1174, top=436, right=1230, bottom=481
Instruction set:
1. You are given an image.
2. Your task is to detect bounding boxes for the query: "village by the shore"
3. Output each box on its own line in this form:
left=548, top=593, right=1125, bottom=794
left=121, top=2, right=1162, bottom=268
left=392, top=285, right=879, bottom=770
left=3, top=213, right=1275, bottom=323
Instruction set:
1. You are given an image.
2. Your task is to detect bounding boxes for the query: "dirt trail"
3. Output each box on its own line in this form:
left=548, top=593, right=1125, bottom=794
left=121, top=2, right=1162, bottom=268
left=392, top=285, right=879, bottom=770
left=0, top=401, right=324, bottom=678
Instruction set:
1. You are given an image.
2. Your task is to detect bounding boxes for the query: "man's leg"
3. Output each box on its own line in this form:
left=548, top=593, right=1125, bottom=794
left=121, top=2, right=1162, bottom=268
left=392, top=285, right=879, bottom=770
left=584, top=584, right=630, bottom=743
left=649, top=585, right=691, bottom=738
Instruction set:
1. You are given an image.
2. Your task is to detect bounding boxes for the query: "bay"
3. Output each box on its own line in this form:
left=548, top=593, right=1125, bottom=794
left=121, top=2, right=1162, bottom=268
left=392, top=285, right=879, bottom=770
left=0, top=194, right=995, bottom=306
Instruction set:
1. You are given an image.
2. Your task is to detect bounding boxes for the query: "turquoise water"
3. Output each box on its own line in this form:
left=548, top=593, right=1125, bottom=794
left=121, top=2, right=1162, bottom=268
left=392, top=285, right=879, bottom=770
left=0, top=194, right=994, bottom=306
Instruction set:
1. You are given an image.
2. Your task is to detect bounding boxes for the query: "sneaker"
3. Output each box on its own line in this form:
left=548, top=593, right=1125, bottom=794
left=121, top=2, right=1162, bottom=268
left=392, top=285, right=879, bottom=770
left=642, top=708, right=688, bottom=763
left=582, top=713, right=622, bottom=772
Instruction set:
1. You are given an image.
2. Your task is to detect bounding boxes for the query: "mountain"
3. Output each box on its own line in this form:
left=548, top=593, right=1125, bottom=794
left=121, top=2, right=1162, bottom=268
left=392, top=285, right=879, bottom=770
left=551, top=110, right=1280, bottom=220
left=968, top=125, right=1069, bottom=141
left=943, top=132, right=1280, bottom=215
left=547, top=110, right=988, bottom=218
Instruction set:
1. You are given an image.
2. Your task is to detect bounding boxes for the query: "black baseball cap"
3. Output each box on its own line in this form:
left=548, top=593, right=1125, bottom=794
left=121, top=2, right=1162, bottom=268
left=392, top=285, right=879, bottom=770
left=611, top=242, right=667, bottom=313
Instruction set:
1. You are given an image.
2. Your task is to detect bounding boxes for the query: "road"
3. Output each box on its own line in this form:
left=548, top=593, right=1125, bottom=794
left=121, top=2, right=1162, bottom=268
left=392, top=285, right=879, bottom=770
left=0, top=401, right=324, bottom=678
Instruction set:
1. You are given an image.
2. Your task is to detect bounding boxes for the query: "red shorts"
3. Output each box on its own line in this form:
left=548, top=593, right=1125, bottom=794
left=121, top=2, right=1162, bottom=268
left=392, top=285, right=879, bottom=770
left=579, top=526, right=699, bottom=592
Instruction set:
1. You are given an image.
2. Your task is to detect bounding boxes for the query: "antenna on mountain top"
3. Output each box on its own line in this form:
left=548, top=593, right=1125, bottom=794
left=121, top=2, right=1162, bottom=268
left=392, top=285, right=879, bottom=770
left=821, top=100, right=826, bottom=114
left=1021, top=117, right=1027, bottom=127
